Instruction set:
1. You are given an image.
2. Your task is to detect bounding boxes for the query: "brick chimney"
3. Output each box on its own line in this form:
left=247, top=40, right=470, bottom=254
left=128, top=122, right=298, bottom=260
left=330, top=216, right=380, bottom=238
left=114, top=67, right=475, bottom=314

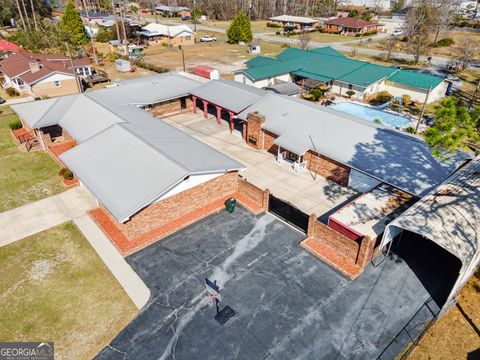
left=29, top=61, right=40, bottom=73
left=245, top=111, right=266, bottom=150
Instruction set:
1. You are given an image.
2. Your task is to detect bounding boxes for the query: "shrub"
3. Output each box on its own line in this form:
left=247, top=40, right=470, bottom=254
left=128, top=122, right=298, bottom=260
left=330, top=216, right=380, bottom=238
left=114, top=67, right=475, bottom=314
left=5, top=87, right=19, bottom=97
left=133, top=60, right=168, bottom=74
left=58, top=168, right=74, bottom=180
left=374, top=118, right=382, bottom=124
left=106, top=52, right=118, bottom=62
left=266, top=22, right=282, bottom=28
left=373, top=90, right=393, bottom=104
left=401, top=94, right=412, bottom=106
left=309, top=88, right=325, bottom=101
left=432, top=38, right=454, bottom=47
left=96, top=27, right=115, bottom=43
left=346, top=90, right=356, bottom=98
left=404, top=126, right=416, bottom=134
left=9, top=119, right=22, bottom=130
left=275, top=31, right=281, bottom=35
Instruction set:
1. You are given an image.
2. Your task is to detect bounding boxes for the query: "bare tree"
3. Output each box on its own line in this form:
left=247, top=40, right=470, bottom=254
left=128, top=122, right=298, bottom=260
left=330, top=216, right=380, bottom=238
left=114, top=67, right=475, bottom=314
left=350, top=43, right=359, bottom=57
left=430, top=0, right=454, bottom=44
left=29, top=0, right=38, bottom=30
left=404, top=1, right=434, bottom=64
left=451, top=39, right=480, bottom=72
left=299, top=30, right=310, bottom=50
left=383, top=36, right=398, bottom=61
left=15, top=0, right=26, bottom=29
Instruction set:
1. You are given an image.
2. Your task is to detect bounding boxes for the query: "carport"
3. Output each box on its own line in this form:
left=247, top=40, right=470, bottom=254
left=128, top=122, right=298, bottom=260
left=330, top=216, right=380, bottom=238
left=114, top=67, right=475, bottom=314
left=380, top=157, right=480, bottom=312
left=190, top=80, right=265, bottom=133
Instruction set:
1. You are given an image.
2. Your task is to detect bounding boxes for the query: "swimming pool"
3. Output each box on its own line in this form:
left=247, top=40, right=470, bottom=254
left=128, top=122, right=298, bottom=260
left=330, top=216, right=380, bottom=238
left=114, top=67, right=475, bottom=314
left=330, top=102, right=411, bottom=128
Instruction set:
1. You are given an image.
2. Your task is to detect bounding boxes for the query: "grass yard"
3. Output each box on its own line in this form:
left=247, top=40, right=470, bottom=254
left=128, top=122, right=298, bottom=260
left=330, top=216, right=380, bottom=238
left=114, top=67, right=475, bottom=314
left=0, top=106, right=64, bottom=212
left=353, top=30, right=480, bottom=60
left=0, top=222, right=138, bottom=359
left=407, top=270, right=480, bottom=360
left=197, top=20, right=273, bottom=34
left=141, top=30, right=286, bottom=74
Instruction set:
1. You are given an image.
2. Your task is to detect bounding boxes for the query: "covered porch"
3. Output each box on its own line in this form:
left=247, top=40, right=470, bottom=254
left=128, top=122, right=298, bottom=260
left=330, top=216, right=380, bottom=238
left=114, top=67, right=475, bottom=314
left=191, top=95, right=237, bottom=133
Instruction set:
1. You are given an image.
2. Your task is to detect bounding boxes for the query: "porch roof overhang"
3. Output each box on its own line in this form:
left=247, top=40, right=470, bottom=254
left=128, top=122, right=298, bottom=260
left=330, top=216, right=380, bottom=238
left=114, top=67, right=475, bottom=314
left=274, top=135, right=309, bottom=156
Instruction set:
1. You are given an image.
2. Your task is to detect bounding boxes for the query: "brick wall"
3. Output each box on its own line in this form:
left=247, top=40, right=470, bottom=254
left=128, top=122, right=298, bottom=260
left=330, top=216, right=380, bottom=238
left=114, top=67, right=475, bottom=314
left=302, top=214, right=376, bottom=278
left=32, top=78, right=81, bottom=98
left=263, top=130, right=278, bottom=154
left=117, top=171, right=239, bottom=239
left=151, top=97, right=192, bottom=117
left=304, top=150, right=350, bottom=187
left=238, top=178, right=269, bottom=212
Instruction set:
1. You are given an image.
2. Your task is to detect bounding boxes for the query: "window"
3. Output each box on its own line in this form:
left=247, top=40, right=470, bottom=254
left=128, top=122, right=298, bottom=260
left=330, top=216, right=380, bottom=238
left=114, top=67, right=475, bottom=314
left=54, top=81, right=61, bottom=87
left=186, top=36, right=191, bottom=40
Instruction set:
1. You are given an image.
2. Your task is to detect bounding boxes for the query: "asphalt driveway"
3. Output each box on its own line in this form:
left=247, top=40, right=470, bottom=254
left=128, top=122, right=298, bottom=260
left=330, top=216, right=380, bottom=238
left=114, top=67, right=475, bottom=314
left=96, top=206, right=437, bottom=360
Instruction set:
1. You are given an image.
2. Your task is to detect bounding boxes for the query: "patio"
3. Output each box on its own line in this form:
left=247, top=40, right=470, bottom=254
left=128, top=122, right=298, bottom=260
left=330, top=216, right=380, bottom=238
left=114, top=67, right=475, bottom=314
left=163, top=112, right=359, bottom=219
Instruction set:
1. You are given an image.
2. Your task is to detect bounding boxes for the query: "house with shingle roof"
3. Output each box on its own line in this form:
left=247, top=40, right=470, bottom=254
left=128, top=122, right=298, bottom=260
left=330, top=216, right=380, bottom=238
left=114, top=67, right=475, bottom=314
left=0, top=50, right=91, bottom=98
left=322, top=17, right=384, bottom=36
left=234, top=47, right=448, bottom=103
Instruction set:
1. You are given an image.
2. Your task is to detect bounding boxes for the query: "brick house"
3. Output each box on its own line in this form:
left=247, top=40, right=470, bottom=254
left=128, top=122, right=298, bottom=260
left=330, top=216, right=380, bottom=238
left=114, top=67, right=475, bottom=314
left=0, top=50, right=91, bottom=98
left=139, top=23, right=195, bottom=47
left=235, top=92, right=457, bottom=198
left=322, top=17, right=384, bottom=35
left=268, top=15, right=318, bottom=29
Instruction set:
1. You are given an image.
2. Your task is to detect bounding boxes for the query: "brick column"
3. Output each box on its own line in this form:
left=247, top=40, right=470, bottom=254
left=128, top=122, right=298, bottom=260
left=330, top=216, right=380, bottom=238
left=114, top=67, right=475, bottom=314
left=192, top=95, right=197, bottom=113
left=262, top=189, right=270, bottom=212
left=202, top=100, right=209, bottom=119
left=356, top=236, right=375, bottom=267
left=215, top=105, right=222, bottom=125
left=228, top=111, right=235, bottom=133
left=307, top=214, right=317, bottom=239
left=245, top=112, right=266, bottom=149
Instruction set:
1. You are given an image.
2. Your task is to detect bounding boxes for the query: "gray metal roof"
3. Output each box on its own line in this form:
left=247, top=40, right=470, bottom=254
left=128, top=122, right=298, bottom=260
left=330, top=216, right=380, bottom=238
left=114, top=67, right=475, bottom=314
left=40, top=73, right=246, bottom=222
left=237, top=93, right=466, bottom=196
left=12, top=98, right=58, bottom=128
left=265, top=82, right=301, bottom=96
left=384, top=156, right=480, bottom=267
left=60, top=125, right=189, bottom=222
left=190, top=80, right=265, bottom=113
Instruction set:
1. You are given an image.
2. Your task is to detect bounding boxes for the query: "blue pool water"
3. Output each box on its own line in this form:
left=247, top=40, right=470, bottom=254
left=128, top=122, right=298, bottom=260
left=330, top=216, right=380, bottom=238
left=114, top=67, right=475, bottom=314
left=330, top=102, right=411, bottom=128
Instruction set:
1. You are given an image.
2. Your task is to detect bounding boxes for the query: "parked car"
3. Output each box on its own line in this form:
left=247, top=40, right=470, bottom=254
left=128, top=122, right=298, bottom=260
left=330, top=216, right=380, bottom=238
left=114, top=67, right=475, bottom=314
left=0, top=97, right=5, bottom=105
left=182, top=16, right=191, bottom=21
left=392, top=28, right=403, bottom=36
left=199, top=35, right=216, bottom=42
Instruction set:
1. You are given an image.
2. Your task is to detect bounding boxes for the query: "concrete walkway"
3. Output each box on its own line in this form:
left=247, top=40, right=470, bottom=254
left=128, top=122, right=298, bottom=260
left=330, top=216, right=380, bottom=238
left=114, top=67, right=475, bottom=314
left=0, top=186, right=97, bottom=246
left=74, top=215, right=151, bottom=309
left=164, top=113, right=358, bottom=217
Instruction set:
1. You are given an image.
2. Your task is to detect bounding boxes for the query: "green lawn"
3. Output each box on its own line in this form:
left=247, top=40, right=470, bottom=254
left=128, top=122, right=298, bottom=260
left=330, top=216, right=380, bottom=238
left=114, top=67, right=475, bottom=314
left=0, top=106, right=64, bottom=212
left=285, top=31, right=356, bottom=43
left=0, top=222, right=138, bottom=359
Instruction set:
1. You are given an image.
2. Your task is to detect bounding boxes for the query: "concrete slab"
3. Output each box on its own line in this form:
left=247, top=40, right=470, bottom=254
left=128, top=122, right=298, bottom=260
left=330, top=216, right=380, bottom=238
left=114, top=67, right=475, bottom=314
left=96, top=207, right=435, bottom=360
left=162, top=113, right=359, bottom=218
left=0, top=187, right=97, bottom=246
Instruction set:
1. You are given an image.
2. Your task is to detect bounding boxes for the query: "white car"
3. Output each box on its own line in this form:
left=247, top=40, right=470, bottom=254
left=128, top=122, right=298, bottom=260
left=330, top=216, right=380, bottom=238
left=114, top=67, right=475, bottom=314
left=392, top=29, right=403, bottom=36
left=200, top=35, right=217, bottom=42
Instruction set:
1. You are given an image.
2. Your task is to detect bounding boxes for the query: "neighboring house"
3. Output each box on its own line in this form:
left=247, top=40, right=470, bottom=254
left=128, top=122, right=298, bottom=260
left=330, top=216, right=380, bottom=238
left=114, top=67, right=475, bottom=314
left=323, top=17, right=384, bottom=35
left=79, top=11, right=111, bottom=25
left=268, top=15, right=318, bottom=29
left=0, top=40, right=20, bottom=53
left=234, top=47, right=448, bottom=103
left=265, top=82, right=301, bottom=97
left=0, top=50, right=91, bottom=98
left=155, top=5, right=191, bottom=18
left=138, top=23, right=195, bottom=46
left=336, top=5, right=378, bottom=19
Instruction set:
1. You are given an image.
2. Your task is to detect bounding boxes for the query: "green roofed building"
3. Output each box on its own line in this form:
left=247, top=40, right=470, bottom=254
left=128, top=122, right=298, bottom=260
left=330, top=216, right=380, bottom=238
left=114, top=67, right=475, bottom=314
left=234, top=47, right=448, bottom=103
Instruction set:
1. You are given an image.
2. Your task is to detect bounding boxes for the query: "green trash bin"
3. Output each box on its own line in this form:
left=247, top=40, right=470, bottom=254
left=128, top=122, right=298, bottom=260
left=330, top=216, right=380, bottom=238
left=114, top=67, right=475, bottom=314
left=225, top=198, right=236, bottom=213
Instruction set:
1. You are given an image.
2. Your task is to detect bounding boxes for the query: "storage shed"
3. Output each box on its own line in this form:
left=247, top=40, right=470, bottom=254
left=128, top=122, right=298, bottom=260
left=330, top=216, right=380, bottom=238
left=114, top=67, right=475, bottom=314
left=115, top=59, right=131, bottom=72
left=193, top=65, right=220, bottom=80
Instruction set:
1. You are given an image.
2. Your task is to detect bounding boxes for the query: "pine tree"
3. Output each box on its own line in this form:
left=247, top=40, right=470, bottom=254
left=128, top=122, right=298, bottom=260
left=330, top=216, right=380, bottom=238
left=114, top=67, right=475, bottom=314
left=424, top=97, right=480, bottom=157
left=60, top=1, right=88, bottom=47
left=226, top=12, right=253, bottom=44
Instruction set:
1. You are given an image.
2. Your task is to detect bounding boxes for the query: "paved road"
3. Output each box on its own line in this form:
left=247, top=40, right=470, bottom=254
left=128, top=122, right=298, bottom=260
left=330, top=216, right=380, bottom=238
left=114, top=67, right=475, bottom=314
left=96, top=206, right=438, bottom=360
left=0, top=187, right=97, bottom=246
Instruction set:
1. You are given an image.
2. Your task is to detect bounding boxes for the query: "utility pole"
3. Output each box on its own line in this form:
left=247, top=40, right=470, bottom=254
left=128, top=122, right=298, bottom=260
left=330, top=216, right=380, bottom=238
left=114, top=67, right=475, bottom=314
left=81, top=0, right=99, bottom=64
left=118, top=0, right=128, bottom=44
left=415, top=86, right=432, bottom=134
left=193, top=0, right=197, bottom=32
left=180, top=45, right=185, bottom=72
left=66, top=42, right=83, bottom=93
left=15, top=0, right=26, bottom=30
left=110, top=0, right=121, bottom=43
